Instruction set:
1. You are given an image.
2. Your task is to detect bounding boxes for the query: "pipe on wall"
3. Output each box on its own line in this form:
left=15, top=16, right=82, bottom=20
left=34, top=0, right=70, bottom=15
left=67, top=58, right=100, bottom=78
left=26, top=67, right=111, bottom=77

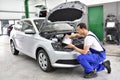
left=24, top=0, right=29, bottom=18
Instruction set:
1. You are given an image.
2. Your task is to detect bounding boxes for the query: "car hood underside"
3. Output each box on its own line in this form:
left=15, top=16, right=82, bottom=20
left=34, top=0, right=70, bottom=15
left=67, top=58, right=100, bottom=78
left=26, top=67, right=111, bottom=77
left=45, top=1, right=86, bottom=22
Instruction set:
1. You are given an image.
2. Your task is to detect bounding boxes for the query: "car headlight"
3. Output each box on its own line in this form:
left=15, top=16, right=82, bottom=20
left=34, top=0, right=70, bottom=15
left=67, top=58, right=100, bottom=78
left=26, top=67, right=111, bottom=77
left=51, top=42, right=73, bottom=51
left=51, top=43, right=63, bottom=51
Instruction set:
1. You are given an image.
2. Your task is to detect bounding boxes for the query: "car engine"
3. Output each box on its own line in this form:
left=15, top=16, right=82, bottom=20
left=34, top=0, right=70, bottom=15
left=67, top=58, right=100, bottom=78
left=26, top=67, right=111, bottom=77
left=40, top=31, right=84, bottom=52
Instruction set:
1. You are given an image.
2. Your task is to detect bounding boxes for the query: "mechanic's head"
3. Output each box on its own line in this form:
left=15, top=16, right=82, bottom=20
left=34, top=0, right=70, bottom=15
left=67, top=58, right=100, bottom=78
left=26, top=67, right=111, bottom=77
left=77, top=23, right=88, bottom=36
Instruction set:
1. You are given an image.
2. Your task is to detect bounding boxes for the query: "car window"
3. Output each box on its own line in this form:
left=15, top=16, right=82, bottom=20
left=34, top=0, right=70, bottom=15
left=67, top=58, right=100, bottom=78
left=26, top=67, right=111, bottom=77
left=14, top=22, right=22, bottom=31
left=34, top=19, right=44, bottom=30
left=22, top=20, right=35, bottom=32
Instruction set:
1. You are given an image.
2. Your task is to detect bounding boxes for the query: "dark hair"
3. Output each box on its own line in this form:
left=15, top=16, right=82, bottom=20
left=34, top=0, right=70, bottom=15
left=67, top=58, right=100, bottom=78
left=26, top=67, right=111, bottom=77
left=77, top=23, right=87, bottom=29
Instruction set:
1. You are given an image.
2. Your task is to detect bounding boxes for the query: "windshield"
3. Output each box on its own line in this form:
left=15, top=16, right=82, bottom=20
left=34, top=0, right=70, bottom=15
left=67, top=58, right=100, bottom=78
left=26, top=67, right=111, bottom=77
left=41, top=23, right=75, bottom=32
left=33, top=19, right=44, bottom=30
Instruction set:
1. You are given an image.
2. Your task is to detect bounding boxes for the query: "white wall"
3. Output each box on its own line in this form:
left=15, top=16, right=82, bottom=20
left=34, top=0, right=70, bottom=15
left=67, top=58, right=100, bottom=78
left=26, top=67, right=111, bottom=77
left=103, top=2, right=117, bottom=21
left=46, top=0, right=66, bottom=10
left=0, top=0, right=37, bottom=19
left=23, top=0, right=66, bottom=12
left=117, top=2, right=120, bottom=20
left=103, top=1, right=120, bottom=21
left=0, top=0, right=24, bottom=11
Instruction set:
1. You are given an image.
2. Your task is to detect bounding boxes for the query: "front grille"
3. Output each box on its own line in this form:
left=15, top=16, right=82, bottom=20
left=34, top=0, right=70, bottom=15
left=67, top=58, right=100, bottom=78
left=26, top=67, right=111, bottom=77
left=56, top=59, right=79, bottom=65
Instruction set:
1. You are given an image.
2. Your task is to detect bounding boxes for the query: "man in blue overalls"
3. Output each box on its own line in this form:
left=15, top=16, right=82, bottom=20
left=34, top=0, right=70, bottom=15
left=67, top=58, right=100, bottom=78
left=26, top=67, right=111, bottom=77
left=66, top=23, right=111, bottom=78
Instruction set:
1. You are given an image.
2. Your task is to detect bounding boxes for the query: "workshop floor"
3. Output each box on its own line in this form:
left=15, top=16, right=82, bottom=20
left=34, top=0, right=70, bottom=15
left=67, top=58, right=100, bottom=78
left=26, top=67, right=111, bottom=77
left=0, top=35, right=120, bottom=80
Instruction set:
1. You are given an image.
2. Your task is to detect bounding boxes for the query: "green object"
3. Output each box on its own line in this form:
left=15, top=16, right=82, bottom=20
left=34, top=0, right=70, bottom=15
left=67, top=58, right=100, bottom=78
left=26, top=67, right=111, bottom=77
left=24, top=0, right=29, bottom=18
left=88, top=6, right=104, bottom=41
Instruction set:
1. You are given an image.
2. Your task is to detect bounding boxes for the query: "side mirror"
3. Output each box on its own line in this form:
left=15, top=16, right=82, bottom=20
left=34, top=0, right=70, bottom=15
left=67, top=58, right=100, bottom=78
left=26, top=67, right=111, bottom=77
left=24, top=29, right=36, bottom=34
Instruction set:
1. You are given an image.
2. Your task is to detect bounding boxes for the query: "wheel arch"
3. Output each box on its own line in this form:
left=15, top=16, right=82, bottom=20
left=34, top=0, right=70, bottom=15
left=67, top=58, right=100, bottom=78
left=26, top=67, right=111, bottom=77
left=35, top=47, right=50, bottom=60
left=36, top=47, right=54, bottom=72
left=10, top=39, right=13, bottom=43
left=10, top=39, right=16, bottom=48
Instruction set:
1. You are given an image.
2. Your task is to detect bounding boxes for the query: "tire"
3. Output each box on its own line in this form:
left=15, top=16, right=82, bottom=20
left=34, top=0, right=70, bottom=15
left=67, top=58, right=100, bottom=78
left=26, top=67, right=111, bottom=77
left=37, top=49, right=53, bottom=72
left=10, top=41, right=19, bottom=55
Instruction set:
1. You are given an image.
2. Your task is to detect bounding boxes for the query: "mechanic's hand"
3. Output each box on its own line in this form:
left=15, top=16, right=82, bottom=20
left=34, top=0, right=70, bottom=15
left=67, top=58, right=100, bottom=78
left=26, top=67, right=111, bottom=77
left=66, top=44, right=75, bottom=49
left=65, top=33, right=78, bottom=38
left=65, top=34, right=71, bottom=38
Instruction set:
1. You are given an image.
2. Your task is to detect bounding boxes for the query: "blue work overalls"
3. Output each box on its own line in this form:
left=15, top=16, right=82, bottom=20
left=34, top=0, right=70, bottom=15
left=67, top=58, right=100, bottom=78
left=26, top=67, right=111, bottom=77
left=77, top=34, right=106, bottom=74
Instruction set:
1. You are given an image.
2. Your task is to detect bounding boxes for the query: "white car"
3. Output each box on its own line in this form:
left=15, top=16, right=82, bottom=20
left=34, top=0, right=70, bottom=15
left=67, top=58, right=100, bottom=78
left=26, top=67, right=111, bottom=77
left=10, top=1, right=86, bottom=72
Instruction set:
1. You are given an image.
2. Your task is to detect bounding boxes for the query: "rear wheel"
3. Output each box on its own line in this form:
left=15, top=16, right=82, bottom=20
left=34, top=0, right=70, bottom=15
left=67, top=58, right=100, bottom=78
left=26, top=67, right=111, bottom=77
left=10, top=41, right=19, bottom=55
left=37, top=49, right=53, bottom=72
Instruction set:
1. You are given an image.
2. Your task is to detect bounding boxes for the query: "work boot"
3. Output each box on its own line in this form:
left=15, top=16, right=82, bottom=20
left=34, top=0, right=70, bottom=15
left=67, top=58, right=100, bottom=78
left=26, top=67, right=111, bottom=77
left=103, top=60, right=111, bottom=74
left=84, top=70, right=97, bottom=78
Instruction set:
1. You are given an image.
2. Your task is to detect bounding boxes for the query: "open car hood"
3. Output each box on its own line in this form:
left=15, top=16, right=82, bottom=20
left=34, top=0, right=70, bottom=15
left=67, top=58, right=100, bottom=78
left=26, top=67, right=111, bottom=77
left=40, top=1, right=87, bottom=32
left=45, top=1, right=86, bottom=22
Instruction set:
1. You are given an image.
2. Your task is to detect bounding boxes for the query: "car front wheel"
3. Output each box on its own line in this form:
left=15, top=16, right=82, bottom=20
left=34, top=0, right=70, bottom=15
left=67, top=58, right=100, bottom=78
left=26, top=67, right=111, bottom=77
left=10, top=41, right=19, bottom=55
left=37, top=49, right=53, bottom=72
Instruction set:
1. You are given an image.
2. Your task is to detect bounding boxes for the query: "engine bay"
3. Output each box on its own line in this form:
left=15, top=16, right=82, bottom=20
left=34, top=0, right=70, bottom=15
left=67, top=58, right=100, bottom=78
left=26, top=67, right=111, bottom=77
left=40, top=31, right=84, bottom=51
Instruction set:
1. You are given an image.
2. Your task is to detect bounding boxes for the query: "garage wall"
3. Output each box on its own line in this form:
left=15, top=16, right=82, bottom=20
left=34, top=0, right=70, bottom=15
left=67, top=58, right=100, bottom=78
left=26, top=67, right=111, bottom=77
left=87, top=1, right=120, bottom=29
left=46, top=0, right=66, bottom=10
left=0, top=0, right=37, bottom=19
left=103, top=2, right=117, bottom=21
left=103, top=1, right=120, bottom=21
left=117, top=2, right=120, bottom=20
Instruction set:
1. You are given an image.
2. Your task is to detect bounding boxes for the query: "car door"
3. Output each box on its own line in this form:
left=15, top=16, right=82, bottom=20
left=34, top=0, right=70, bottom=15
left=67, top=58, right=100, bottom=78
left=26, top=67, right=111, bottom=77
left=12, top=22, right=23, bottom=51
left=20, top=20, right=36, bottom=57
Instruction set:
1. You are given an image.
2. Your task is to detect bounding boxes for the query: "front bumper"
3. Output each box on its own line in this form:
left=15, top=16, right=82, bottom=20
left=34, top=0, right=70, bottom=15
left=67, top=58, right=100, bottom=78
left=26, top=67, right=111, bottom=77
left=50, top=50, right=80, bottom=68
